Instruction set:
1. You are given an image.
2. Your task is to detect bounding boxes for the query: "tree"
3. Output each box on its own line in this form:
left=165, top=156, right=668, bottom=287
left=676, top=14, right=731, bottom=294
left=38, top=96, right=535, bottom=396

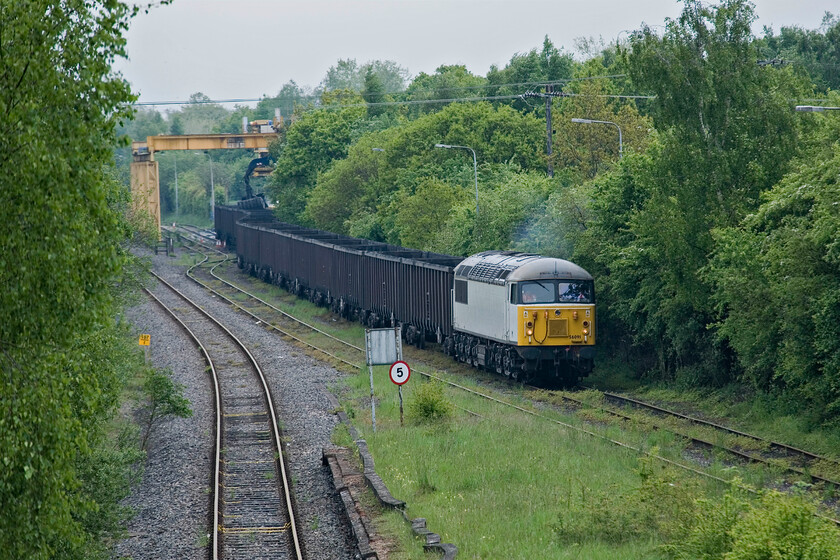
left=707, top=105, right=840, bottom=418
left=321, top=58, right=364, bottom=91
left=486, top=36, right=575, bottom=113
left=170, top=92, right=229, bottom=134
left=404, top=65, right=488, bottom=116
left=169, top=114, right=185, bottom=135
left=363, top=69, right=388, bottom=118
left=585, top=0, right=808, bottom=383
left=265, top=90, right=366, bottom=223
left=757, top=13, right=840, bottom=93
left=302, top=102, right=545, bottom=243
left=553, top=59, right=653, bottom=179
left=0, top=0, right=143, bottom=557
left=428, top=166, right=555, bottom=256
left=256, top=80, right=314, bottom=124
left=320, top=58, right=410, bottom=94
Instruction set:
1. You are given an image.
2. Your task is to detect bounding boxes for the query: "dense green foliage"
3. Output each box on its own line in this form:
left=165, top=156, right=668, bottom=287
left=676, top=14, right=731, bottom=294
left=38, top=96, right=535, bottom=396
left=93, top=3, right=840, bottom=554
left=577, top=0, right=809, bottom=386
left=129, top=0, right=838, bottom=424
left=708, top=107, right=840, bottom=417
left=266, top=91, right=367, bottom=222
left=557, top=457, right=840, bottom=559
left=300, top=101, right=546, bottom=248
left=0, top=1, right=157, bottom=556
left=666, top=488, right=840, bottom=559
left=757, top=13, right=840, bottom=93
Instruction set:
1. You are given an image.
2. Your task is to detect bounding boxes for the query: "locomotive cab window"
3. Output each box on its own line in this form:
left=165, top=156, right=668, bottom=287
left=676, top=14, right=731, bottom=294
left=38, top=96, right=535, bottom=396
left=558, top=281, right=594, bottom=303
left=520, top=281, right=555, bottom=304
left=509, top=283, right=517, bottom=304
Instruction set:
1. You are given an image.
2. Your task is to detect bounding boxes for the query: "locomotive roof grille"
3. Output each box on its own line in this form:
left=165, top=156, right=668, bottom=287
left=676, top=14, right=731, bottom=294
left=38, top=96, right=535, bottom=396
left=469, top=262, right=517, bottom=282
left=454, top=250, right=592, bottom=284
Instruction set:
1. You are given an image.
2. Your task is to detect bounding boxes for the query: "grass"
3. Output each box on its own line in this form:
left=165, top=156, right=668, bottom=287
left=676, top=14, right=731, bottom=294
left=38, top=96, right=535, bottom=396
left=617, top=384, right=840, bottom=462
left=341, top=367, right=733, bottom=559
left=164, top=213, right=213, bottom=229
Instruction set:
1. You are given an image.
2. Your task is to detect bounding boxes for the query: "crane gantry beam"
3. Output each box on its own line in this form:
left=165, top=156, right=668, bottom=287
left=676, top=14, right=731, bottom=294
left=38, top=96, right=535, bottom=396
left=130, top=132, right=278, bottom=235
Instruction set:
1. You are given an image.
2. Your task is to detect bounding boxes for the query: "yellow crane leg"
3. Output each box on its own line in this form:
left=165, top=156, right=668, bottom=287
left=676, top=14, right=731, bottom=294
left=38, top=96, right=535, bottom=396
left=130, top=159, right=161, bottom=238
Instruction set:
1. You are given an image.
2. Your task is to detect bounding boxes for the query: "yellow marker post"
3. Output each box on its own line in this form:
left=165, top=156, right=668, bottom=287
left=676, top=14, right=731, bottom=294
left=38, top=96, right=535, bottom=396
left=139, top=334, right=151, bottom=363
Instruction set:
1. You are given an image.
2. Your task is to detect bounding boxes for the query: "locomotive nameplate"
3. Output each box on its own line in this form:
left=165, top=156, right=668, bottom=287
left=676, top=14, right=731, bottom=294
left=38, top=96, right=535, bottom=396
left=548, top=319, right=568, bottom=337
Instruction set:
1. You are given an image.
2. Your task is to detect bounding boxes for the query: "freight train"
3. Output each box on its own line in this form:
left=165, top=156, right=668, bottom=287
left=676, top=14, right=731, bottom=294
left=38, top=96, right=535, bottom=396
left=215, top=205, right=596, bottom=385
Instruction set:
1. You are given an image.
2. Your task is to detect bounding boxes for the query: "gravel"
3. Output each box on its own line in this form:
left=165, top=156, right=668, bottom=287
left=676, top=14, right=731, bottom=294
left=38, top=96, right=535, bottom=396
left=113, top=247, right=356, bottom=560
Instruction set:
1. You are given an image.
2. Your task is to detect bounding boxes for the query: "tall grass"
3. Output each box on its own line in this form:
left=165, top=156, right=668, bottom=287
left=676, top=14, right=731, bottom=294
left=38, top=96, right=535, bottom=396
left=345, top=369, right=728, bottom=559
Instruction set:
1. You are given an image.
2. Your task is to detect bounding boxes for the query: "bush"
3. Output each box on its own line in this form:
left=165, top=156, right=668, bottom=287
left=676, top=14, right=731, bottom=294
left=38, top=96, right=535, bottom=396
left=554, top=455, right=699, bottom=545
left=724, top=491, right=840, bottom=560
left=140, top=367, right=193, bottom=451
left=408, top=381, right=453, bottom=425
left=664, top=486, right=840, bottom=560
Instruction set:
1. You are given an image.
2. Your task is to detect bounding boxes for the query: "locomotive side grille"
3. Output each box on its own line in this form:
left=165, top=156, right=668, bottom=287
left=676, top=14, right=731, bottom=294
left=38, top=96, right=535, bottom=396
left=548, top=319, right=568, bottom=337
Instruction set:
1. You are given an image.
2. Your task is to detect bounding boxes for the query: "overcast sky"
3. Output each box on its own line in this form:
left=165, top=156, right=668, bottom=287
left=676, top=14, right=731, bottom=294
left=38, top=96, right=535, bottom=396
left=114, top=0, right=837, bottom=106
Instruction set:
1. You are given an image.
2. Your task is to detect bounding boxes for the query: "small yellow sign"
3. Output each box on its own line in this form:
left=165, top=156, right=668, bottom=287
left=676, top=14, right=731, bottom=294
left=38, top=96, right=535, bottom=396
left=139, top=334, right=151, bottom=346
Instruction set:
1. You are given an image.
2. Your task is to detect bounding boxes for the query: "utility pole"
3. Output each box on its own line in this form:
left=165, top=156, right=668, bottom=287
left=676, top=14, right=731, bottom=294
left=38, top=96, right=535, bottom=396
left=545, top=84, right=553, bottom=177
left=522, top=86, right=567, bottom=178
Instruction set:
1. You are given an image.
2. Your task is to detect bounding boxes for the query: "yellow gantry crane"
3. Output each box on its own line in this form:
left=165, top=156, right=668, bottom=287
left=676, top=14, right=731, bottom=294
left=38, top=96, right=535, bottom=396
left=130, top=114, right=282, bottom=233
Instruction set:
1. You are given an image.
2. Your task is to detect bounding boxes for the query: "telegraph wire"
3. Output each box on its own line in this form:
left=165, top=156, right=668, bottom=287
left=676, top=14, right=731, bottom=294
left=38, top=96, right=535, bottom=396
left=130, top=74, right=634, bottom=107
left=133, top=91, right=657, bottom=108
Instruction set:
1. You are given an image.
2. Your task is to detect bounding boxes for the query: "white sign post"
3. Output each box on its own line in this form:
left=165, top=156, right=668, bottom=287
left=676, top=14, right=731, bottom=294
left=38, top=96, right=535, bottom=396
left=364, top=327, right=402, bottom=432
left=389, top=360, right=411, bottom=426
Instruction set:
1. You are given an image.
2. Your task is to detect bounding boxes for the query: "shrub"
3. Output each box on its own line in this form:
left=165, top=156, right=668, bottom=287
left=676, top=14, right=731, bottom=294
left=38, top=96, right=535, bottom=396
left=664, top=486, right=840, bottom=560
left=407, top=381, right=453, bottom=425
left=554, top=455, right=700, bottom=545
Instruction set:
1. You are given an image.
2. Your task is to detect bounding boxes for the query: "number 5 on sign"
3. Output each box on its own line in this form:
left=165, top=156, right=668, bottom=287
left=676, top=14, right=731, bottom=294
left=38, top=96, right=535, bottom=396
left=390, top=361, right=410, bottom=427
left=389, top=361, right=410, bottom=385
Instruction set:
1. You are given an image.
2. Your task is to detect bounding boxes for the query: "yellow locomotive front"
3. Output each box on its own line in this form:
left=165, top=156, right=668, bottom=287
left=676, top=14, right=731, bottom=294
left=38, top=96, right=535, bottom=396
left=513, top=279, right=596, bottom=381
left=517, top=280, right=595, bottom=345
left=450, top=251, right=596, bottom=385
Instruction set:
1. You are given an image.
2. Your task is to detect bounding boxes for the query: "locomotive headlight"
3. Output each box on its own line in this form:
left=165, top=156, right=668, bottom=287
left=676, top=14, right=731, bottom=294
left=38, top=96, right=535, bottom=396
left=582, top=328, right=590, bottom=335
left=526, top=329, right=533, bottom=336
left=573, top=311, right=578, bottom=320
left=583, top=320, right=590, bottom=328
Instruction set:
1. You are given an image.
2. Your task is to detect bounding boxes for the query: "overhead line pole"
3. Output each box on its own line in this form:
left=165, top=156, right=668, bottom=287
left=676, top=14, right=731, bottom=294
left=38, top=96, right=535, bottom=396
left=522, top=87, right=569, bottom=178
left=546, top=84, right=553, bottom=178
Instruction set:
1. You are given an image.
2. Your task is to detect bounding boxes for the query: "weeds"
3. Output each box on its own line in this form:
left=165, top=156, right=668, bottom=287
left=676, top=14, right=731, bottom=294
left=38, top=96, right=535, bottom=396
left=407, top=381, right=453, bottom=426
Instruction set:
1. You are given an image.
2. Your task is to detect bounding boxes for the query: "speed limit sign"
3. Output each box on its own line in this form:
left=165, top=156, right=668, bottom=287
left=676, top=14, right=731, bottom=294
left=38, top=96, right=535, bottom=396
left=389, top=361, right=410, bottom=385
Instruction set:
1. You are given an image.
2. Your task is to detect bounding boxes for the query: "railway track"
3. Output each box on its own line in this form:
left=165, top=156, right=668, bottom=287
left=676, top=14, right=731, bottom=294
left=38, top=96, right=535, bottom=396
left=145, top=269, right=303, bottom=560
left=549, top=388, right=840, bottom=490
left=169, top=227, right=840, bottom=519
left=593, top=389, right=840, bottom=481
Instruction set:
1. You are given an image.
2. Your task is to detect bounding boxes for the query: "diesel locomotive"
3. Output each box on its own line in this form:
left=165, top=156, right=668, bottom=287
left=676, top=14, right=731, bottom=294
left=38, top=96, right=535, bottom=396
left=215, top=205, right=595, bottom=385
